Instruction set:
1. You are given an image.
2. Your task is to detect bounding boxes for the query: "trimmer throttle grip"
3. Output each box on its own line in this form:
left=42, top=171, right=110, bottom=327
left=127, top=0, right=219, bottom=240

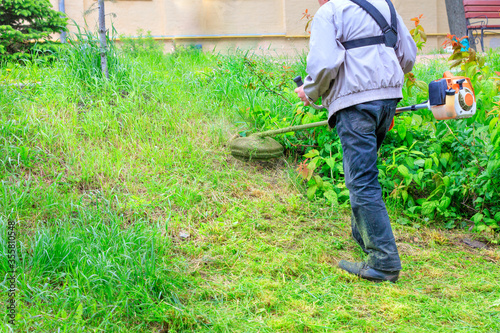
left=293, top=75, right=324, bottom=110
left=293, top=76, right=304, bottom=87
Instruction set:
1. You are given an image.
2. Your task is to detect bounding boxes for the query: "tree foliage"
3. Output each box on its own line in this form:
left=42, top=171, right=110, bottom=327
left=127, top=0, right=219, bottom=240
left=0, top=0, right=68, bottom=62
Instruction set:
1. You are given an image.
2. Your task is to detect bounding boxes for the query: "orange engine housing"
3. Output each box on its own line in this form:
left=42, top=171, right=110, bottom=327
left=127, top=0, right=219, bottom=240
left=442, top=71, right=475, bottom=96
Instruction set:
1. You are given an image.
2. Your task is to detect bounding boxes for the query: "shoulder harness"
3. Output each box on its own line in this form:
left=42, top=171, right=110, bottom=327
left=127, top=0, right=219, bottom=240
left=341, top=0, right=398, bottom=50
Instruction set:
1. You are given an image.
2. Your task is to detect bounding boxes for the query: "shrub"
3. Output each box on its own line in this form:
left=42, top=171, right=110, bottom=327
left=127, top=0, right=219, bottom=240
left=294, top=39, right=500, bottom=237
left=0, top=0, right=68, bottom=62
left=234, top=21, right=500, bottom=239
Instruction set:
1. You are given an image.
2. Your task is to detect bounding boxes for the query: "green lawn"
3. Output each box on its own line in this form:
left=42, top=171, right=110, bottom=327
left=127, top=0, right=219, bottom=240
left=0, top=47, right=499, bottom=332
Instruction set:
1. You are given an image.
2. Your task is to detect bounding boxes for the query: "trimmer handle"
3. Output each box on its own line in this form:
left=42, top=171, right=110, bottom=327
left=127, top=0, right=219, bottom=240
left=292, top=76, right=324, bottom=110
left=293, top=76, right=304, bottom=87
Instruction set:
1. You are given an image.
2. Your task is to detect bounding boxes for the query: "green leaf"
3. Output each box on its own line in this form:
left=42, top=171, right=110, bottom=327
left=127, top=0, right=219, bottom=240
left=410, top=150, right=425, bottom=156
left=494, top=212, right=500, bottom=222
left=485, top=218, right=498, bottom=227
left=397, top=124, right=407, bottom=140
left=324, top=190, right=338, bottom=204
left=339, top=189, right=350, bottom=198
left=442, top=153, right=451, bottom=166
left=325, top=157, right=336, bottom=169
left=75, top=303, right=83, bottom=321
left=412, top=173, right=422, bottom=186
left=438, top=196, right=451, bottom=211
left=431, top=153, right=439, bottom=167
left=444, top=220, right=456, bottom=229
left=427, top=184, right=445, bottom=201
left=412, top=114, right=423, bottom=126
left=414, top=159, right=425, bottom=167
left=472, top=213, right=484, bottom=224
left=422, top=200, right=439, bottom=215
left=397, top=217, right=412, bottom=225
left=398, top=165, right=410, bottom=179
left=476, top=224, right=487, bottom=232
left=314, top=175, right=324, bottom=188
left=449, top=52, right=464, bottom=61
left=405, top=157, right=415, bottom=169
left=415, top=80, right=428, bottom=92
left=304, top=149, right=320, bottom=158
left=405, top=131, right=414, bottom=145
left=404, top=116, right=413, bottom=126
left=402, top=190, right=408, bottom=203
left=306, top=158, right=318, bottom=181
left=493, top=128, right=500, bottom=146
left=449, top=59, right=462, bottom=69
left=442, top=176, right=450, bottom=187
left=60, top=309, right=68, bottom=320
left=489, top=117, right=498, bottom=133
left=424, top=158, right=433, bottom=170
left=307, top=185, right=318, bottom=200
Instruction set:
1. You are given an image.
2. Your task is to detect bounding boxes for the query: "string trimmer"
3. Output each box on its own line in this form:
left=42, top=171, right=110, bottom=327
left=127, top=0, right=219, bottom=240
left=229, top=71, right=476, bottom=161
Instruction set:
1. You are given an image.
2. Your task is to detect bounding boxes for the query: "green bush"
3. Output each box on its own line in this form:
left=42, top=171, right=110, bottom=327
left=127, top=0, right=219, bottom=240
left=378, top=48, right=500, bottom=234
left=226, top=47, right=500, bottom=238
left=119, top=29, right=164, bottom=60
left=0, top=0, right=67, bottom=62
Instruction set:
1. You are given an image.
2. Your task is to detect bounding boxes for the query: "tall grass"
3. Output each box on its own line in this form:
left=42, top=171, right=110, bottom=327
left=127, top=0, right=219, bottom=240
left=0, top=31, right=219, bottom=332
left=61, top=23, right=131, bottom=87
left=1, top=215, right=191, bottom=331
left=1, top=31, right=499, bottom=332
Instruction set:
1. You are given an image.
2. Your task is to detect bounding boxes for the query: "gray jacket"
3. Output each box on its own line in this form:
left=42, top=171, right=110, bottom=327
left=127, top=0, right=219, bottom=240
left=303, top=0, right=417, bottom=118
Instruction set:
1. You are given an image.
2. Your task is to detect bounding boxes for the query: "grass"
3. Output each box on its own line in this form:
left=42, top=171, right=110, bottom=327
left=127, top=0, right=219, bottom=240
left=0, top=39, right=499, bottom=332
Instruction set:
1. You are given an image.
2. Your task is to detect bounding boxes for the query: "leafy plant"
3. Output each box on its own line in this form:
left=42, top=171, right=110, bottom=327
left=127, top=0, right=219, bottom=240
left=288, top=16, right=500, bottom=238
left=404, top=15, right=428, bottom=96
left=301, top=9, right=314, bottom=34
left=410, top=15, right=427, bottom=50
left=119, top=29, right=164, bottom=59
left=297, top=148, right=349, bottom=206
left=442, top=34, right=485, bottom=79
left=0, top=0, right=68, bottom=62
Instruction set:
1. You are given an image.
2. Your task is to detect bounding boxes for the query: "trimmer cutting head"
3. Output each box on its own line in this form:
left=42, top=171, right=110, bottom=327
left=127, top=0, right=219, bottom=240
left=229, top=135, right=284, bottom=161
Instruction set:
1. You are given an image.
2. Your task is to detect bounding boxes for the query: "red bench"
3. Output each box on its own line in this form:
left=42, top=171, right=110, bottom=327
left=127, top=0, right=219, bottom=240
left=464, top=0, right=500, bottom=51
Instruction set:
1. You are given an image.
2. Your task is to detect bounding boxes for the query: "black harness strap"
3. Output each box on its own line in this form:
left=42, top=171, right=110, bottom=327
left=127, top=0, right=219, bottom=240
left=341, top=0, right=398, bottom=50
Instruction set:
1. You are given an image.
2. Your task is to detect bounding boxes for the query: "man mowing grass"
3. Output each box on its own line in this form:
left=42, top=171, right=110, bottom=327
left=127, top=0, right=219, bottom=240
left=295, top=0, right=417, bottom=282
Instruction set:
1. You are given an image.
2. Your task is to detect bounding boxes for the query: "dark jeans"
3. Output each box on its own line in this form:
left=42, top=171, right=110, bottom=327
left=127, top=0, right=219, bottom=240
left=335, top=99, right=401, bottom=272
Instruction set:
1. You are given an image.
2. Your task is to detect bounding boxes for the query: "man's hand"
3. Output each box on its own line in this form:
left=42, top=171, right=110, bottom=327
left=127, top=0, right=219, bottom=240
left=294, top=85, right=310, bottom=106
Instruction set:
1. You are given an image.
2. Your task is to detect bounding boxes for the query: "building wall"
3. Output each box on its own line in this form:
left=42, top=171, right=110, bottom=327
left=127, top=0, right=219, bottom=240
left=50, top=0, right=495, bottom=54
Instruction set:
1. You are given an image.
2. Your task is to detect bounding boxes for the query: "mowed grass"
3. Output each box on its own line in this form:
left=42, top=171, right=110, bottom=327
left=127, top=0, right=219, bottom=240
left=0, top=45, right=499, bottom=332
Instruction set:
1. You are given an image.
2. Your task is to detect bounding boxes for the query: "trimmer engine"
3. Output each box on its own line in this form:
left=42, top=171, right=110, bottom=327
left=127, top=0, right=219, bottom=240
left=397, top=71, right=476, bottom=120
left=429, top=71, right=476, bottom=120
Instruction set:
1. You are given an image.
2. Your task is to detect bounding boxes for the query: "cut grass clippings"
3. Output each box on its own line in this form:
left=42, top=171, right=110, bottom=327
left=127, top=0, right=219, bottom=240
left=0, top=44, right=499, bottom=332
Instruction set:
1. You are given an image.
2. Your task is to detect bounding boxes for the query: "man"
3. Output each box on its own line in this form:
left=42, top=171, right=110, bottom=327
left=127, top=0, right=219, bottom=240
left=295, top=0, right=417, bottom=282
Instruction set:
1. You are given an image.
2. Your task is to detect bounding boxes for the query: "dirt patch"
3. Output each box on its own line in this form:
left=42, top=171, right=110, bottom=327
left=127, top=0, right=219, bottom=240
left=396, top=228, right=499, bottom=256
left=461, top=238, right=488, bottom=249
